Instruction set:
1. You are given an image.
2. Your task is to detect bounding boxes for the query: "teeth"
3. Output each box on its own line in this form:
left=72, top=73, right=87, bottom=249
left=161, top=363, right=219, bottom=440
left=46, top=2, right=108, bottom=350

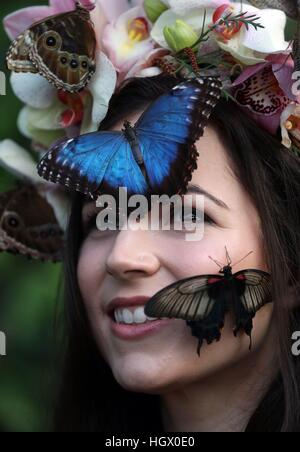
left=123, top=309, right=133, bottom=324
left=114, top=305, right=158, bottom=324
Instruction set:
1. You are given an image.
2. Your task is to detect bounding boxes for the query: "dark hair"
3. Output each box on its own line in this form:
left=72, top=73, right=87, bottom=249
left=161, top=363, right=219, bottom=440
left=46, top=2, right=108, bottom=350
left=54, top=75, right=300, bottom=432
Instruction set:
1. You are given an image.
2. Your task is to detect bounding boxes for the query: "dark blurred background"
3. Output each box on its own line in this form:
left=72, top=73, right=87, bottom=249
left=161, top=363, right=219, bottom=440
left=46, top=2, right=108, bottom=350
left=0, top=0, right=62, bottom=432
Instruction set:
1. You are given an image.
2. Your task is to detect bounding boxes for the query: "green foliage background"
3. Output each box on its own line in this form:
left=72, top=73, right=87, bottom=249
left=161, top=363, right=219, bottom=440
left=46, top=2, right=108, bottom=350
left=0, top=0, right=62, bottom=432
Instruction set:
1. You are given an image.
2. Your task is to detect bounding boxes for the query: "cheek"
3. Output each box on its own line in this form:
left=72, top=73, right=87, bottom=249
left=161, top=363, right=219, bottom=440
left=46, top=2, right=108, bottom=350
left=155, top=223, right=265, bottom=281
left=77, top=239, right=112, bottom=361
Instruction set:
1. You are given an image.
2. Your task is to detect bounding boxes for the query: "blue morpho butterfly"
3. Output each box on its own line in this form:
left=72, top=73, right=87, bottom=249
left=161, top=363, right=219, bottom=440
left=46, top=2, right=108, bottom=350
left=37, top=78, right=222, bottom=199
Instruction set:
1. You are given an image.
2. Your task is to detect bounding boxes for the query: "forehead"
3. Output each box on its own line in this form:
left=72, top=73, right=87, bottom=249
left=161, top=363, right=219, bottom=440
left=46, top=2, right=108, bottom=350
left=110, top=108, right=251, bottom=209
left=193, top=126, right=256, bottom=213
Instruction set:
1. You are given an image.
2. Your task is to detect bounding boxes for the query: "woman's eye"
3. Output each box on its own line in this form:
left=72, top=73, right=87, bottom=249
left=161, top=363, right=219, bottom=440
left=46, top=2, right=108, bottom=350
left=170, top=206, right=214, bottom=228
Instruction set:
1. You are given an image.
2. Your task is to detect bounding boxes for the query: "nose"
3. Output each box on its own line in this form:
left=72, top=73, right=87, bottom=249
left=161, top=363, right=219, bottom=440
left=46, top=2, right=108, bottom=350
left=106, top=229, right=161, bottom=281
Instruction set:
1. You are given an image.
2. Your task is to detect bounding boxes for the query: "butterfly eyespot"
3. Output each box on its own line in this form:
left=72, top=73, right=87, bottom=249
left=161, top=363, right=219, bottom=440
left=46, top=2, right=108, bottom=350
left=70, top=59, right=79, bottom=69
left=60, top=56, right=68, bottom=65
left=46, top=36, right=57, bottom=47
left=5, top=214, right=20, bottom=229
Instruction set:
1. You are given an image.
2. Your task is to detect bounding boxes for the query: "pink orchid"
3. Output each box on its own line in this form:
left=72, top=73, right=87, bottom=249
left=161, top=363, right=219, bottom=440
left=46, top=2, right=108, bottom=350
left=124, top=48, right=170, bottom=82
left=98, top=0, right=144, bottom=22
left=3, top=0, right=96, bottom=40
left=102, top=6, right=154, bottom=75
left=232, top=54, right=299, bottom=135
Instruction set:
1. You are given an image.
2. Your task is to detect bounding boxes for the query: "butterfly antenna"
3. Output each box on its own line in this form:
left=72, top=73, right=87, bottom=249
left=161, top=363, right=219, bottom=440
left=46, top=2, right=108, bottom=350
left=208, top=255, right=223, bottom=269
left=225, top=246, right=232, bottom=265
left=231, top=251, right=254, bottom=268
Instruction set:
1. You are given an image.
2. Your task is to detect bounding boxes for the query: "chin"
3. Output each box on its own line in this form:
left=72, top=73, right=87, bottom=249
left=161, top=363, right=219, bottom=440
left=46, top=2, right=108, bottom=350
left=109, top=350, right=186, bottom=394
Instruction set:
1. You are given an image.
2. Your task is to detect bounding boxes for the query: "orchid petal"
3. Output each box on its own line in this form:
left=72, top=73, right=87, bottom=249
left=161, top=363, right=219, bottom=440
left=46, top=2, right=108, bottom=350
left=280, top=104, right=295, bottom=148
left=80, top=0, right=97, bottom=11
left=89, top=52, right=117, bottom=126
left=280, top=103, right=300, bottom=149
left=18, top=107, right=66, bottom=147
left=98, top=0, right=144, bottom=22
left=232, top=62, right=266, bottom=87
left=90, top=3, right=108, bottom=48
left=103, top=7, right=154, bottom=73
left=124, top=48, right=169, bottom=80
left=217, top=32, right=267, bottom=66
left=270, top=55, right=297, bottom=100
left=44, top=187, right=72, bottom=231
left=49, top=0, right=77, bottom=12
left=117, top=39, right=155, bottom=74
left=164, top=0, right=228, bottom=15
left=242, top=9, right=289, bottom=54
left=138, top=67, right=163, bottom=77
left=3, top=7, right=53, bottom=40
left=255, top=112, right=283, bottom=135
left=3, top=1, right=90, bottom=41
left=0, top=140, right=42, bottom=183
left=10, top=73, right=56, bottom=109
left=20, top=100, right=66, bottom=132
left=216, top=4, right=289, bottom=65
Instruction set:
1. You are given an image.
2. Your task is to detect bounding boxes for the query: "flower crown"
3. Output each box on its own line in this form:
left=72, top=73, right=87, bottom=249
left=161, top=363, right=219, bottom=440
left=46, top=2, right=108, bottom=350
left=0, top=0, right=299, bottom=262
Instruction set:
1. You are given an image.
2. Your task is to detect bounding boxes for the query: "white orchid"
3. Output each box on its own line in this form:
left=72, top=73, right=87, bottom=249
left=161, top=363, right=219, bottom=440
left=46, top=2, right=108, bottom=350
left=217, top=3, right=290, bottom=65
left=10, top=51, right=117, bottom=147
left=280, top=104, right=300, bottom=150
left=151, top=1, right=290, bottom=66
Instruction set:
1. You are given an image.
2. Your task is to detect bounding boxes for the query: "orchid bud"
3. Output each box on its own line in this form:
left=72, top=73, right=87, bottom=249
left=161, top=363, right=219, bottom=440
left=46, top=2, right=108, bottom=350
left=143, top=0, right=168, bottom=23
left=163, top=20, right=198, bottom=53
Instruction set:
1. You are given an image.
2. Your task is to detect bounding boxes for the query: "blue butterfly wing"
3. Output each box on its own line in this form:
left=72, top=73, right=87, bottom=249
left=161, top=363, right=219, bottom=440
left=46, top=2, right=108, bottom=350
left=38, top=78, right=222, bottom=199
left=135, top=78, right=222, bottom=195
left=102, top=140, right=148, bottom=195
left=38, top=131, right=147, bottom=198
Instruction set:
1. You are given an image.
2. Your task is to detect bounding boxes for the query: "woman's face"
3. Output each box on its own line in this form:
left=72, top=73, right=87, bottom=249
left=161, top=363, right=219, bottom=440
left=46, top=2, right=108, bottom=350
left=78, top=115, right=273, bottom=394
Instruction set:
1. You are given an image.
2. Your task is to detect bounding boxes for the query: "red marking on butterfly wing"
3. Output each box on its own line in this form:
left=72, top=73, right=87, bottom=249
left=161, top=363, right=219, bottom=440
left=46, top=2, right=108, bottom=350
left=233, top=66, right=289, bottom=117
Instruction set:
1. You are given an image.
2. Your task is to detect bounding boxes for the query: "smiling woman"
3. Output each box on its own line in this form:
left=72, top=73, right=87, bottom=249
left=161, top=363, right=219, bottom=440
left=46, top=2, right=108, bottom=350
left=55, top=75, right=300, bottom=433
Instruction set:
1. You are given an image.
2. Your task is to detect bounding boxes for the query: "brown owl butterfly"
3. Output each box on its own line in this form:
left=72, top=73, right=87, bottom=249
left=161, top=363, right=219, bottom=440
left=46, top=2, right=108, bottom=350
left=6, top=3, right=97, bottom=93
left=0, top=185, right=64, bottom=262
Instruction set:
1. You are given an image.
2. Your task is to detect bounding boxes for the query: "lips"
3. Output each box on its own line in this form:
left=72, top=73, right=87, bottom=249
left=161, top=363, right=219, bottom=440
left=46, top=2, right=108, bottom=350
left=106, top=295, right=174, bottom=340
left=109, top=317, right=174, bottom=340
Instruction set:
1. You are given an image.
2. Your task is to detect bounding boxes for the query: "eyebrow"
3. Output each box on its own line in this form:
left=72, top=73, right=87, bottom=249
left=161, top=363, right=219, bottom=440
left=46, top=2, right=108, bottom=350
left=187, top=184, right=230, bottom=210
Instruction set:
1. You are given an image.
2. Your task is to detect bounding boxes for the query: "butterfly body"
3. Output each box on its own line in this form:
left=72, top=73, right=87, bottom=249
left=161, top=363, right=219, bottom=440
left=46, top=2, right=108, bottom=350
left=38, top=78, right=222, bottom=199
left=145, top=260, right=272, bottom=356
left=122, top=121, right=145, bottom=166
left=6, top=5, right=96, bottom=93
left=0, top=186, right=64, bottom=262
